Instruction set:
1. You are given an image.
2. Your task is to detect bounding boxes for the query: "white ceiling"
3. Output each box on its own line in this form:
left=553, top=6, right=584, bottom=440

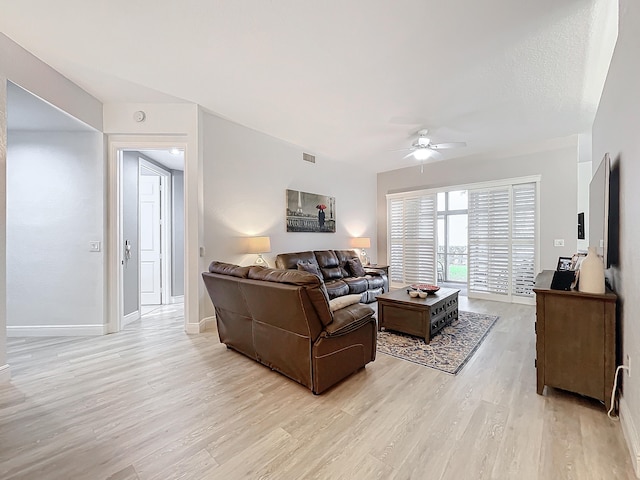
left=0, top=0, right=618, bottom=172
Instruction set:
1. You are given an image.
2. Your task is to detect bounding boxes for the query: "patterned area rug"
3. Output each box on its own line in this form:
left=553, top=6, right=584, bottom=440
left=377, top=311, right=499, bottom=375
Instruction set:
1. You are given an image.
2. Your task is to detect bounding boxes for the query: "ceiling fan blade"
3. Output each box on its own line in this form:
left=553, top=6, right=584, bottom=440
left=429, top=142, right=467, bottom=150
left=389, top=147, right=414, bottom=152
left=403, top=152, right=416, bottom=159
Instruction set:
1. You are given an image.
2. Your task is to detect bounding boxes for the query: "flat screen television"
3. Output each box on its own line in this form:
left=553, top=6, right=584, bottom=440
left=588, top=153, right=610, bottom=267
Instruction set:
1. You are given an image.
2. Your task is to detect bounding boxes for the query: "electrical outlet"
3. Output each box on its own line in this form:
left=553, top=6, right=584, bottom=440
left=627, top=354, right=631, bottom=377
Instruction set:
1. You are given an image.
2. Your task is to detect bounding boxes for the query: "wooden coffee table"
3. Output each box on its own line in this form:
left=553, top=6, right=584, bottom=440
left=376, top=287, right=460, bottom=343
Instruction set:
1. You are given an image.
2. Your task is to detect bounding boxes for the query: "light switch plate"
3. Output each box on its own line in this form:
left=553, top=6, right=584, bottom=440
left=554, top=239, right=564, bottom=247
left=89, top=241, right=101, bottom=252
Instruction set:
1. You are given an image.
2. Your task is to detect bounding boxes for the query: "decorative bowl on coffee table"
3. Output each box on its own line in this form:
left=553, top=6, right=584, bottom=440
left=410, top=284, right=440, bottom=294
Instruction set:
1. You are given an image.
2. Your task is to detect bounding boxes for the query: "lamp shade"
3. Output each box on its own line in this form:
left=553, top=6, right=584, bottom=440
left=351, top=237, right=371, bottom=249
left=247, top=236, right=271, bottom=254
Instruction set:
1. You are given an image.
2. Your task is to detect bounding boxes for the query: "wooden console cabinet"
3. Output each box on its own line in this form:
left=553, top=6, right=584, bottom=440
left=533, top=270, right=617, bottom=410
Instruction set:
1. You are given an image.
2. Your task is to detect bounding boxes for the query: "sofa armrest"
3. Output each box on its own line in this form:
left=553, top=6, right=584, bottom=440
left=363, top=267, right=384, bottom=276
left=322, top=303, right=374, bottom=337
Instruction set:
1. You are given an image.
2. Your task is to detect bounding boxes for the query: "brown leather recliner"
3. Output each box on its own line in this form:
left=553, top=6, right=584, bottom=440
left=202, top=261, right=377, bottom=394
left=275, top=249, right=388, bottom=303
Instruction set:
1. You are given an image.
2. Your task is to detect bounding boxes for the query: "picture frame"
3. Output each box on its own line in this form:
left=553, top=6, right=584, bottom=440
left=286, top=189, right=336, bottom=233
left=557, top=256, right=573, bottom=271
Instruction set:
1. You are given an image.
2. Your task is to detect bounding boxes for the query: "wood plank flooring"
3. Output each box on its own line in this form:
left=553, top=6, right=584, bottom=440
left=0, top=298, right=635, bottom=479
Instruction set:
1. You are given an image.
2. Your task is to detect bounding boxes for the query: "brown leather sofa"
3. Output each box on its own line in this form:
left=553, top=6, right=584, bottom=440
left=202, top=261, right=377, bottom=394
left=275, top=249, right=388, bottom=303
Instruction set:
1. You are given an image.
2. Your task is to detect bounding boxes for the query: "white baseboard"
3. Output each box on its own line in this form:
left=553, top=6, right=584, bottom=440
left=0, top=364, right=11, bottom=384
left=620, top=396, right=640, bottom=478
left=122, top=310, right=140, bottom=328
left=185, top=317, right=216, bottom=335
left=7, top=324, right=108, bottom=337
left=204, top=315, right=216, bottom=331
left=170, top=295, right=184, bottom=304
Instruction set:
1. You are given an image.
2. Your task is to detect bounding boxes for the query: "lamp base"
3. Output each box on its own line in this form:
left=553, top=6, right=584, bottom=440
left=254, top=254, right=269, bottom=268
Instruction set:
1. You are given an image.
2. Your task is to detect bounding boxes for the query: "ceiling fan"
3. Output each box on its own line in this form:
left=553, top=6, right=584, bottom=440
left=399, top=129, right=467, bottom=161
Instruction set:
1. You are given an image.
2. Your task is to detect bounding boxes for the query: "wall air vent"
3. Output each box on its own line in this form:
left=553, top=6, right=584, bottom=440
left=303, top=153, right=316, bottom=163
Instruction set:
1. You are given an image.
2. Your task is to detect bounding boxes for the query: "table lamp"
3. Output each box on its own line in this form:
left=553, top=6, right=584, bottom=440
left=351, top=237, right=371, bottom=265
left=247, top=236, right=271, bottom=268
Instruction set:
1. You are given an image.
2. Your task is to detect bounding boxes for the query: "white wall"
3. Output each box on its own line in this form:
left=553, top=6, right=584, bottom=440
left=7, top=131, right=105, bottom=335
left=592, top=0, right=640, bottom=473
left=577, top=161, right=592, bottom=251
left=377, top=138, right=579, bottom=272
left=0, top=79, right=7, bottom=381
left=201, top=112, right=377, bottom=318
left=172, top=170, right=184, bottom=297
left=0, top=34, right=102, bottom=131
left=0, top=34, right=104, bottom=380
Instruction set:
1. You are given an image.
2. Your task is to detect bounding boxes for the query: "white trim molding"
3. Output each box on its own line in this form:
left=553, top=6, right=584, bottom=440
left=0, top=364, right=11, bottom=384
left=204, top=315, right=216, bottom=331
left=170, top=295, right=184, bottom=304
left=123, top=311, right=140, bottom=328
left=185, top=319, right=207, bottom=335
left=7, top=324, right=108, bottom=337
left=620, top=397, right=640, bottom=478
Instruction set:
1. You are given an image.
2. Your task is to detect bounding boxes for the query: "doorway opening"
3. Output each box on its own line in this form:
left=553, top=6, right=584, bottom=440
left=119, top=147, right=185, bottom=329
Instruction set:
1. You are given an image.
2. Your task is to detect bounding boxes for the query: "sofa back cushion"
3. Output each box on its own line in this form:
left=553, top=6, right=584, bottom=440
left=275, top=251, right=318, bottom=270
left=314, top=250, right=343, bottom=281
left=248, top=266, right=333, bottom=327
left=209, top=261, right=251, bottom=278
left=334, top=250, right=360, bottom=277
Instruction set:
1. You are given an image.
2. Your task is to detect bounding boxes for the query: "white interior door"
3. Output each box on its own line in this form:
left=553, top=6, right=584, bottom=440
left=140, top=173, right=162, bottom=305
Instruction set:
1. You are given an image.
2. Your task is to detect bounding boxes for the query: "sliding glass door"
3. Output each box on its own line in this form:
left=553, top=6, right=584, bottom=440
left=437, top=191, right=468, bottom=284
left=387, top=176, right=539, bottom=304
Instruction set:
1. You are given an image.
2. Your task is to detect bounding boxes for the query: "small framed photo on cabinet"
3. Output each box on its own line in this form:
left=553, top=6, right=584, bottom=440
left=557, top=257, right=573, bottom=271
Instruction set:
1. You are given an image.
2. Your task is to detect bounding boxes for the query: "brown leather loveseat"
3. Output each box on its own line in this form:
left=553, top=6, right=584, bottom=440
left=202, top=261, right=377, bottom=394
left=275, top=249, right=388, bottom=303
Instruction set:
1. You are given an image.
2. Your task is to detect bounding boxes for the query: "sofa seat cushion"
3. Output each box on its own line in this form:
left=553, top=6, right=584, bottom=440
left=365, top=275, right=385, bottom=290
left=343, top=276, right=368, bottom=294
left=361, top=287, right=383, bottom=304
left=324, top=279, right=349, bottom=299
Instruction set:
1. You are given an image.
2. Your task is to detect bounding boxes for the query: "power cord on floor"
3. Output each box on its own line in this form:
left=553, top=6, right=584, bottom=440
left=607, top=365, right=630, bottom=420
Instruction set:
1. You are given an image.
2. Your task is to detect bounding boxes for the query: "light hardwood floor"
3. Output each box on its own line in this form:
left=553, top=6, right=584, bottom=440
left=0, top=298, right=635, bottom=479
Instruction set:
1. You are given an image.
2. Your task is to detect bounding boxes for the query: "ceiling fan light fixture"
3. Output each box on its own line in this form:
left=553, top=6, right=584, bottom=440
left=413, top=148, right=431, bottom=160
left=417, top=137, right=430, bottom=146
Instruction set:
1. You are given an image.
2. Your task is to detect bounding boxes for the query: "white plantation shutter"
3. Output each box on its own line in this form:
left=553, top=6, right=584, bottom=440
left=388, top=198, right=405, bottom=284
left=468, top=188, right=510, bottom=297
left=468, top=181, right=537, bottom=301
left=388, top=194, right=437, bottom=286
left=512, top=183, right=536, bottom=297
